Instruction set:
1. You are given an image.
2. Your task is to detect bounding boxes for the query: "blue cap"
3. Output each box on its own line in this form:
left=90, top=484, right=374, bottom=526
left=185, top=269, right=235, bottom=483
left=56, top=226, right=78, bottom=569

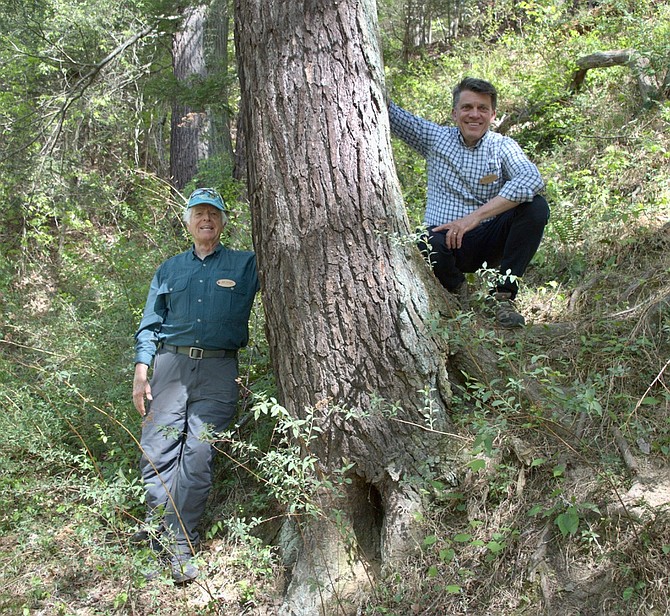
left=187, top=188, right=226, bottom=211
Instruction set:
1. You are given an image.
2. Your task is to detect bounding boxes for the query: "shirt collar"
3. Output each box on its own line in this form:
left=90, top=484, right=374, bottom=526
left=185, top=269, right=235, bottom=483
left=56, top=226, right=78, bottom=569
left=458, top=129, right=490, bottom=151
left=190, top=242, right=223, bottom=259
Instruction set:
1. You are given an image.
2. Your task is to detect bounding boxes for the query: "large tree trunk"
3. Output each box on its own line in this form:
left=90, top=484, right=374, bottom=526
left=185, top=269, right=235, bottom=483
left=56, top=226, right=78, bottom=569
left=236, top=0, right=456, bottom=613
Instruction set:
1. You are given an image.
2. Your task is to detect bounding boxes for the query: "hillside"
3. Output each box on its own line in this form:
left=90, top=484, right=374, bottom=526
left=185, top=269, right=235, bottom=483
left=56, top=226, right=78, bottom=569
left=0, top=0, right=668, bottom=614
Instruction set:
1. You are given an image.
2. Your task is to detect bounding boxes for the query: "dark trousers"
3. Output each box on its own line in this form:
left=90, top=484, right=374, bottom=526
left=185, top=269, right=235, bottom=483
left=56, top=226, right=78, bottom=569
left=419, top=195, right=550, bottom=299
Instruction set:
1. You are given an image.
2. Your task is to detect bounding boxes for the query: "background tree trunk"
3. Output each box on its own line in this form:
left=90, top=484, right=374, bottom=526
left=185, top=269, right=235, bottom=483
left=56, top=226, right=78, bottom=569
left=170, top=4, right=208, bottom=189
left=402, top=0, right=432, bottom=61
left=171, top=1, right=237, bottom=189
left=207, top=0, right=236, bottom=176
left=570, top=49, right=658, bottom=105
left=235, top=0, right=457, bottom=613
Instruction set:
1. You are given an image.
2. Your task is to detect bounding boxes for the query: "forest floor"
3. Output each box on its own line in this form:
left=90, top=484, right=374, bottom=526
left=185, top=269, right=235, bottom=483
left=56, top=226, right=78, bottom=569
left=2, top=223, right=668, bottom=616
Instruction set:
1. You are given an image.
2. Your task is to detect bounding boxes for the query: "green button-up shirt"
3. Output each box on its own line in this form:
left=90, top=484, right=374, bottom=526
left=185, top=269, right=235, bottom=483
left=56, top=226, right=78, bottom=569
left=134, top=244, right=259, bottom=366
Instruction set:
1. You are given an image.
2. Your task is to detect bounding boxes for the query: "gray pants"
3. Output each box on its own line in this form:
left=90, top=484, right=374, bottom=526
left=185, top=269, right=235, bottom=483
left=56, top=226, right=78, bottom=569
left=139, top=348, right=238, bottom=554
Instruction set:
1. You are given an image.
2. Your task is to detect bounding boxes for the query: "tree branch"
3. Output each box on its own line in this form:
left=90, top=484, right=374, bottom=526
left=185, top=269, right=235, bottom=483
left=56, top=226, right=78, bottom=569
left=570, top=49, right=656, bottom=106
left=42, top=25, right=156, bottom=155
left=497, top=48, right=659, bottom=135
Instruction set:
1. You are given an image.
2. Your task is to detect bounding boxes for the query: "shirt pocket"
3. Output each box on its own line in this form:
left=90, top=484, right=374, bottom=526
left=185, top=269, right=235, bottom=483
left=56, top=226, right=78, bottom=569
left=472, top=157, right=504, bottom=201
left=209, top=275, right=251, bottom=322
left=156, top=275, right=190, bottom=319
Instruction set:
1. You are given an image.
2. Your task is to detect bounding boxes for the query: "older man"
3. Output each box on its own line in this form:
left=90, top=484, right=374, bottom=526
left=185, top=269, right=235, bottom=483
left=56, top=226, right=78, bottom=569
left=132, top=188, right=259, bottom=582
left=389, top=77, right=550, bottom=327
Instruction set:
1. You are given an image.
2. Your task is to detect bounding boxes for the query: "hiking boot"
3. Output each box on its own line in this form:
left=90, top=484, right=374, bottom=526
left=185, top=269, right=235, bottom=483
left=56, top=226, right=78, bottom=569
left=451, top=282, right=470, bottom=309
left=143, top=563, right=165, bottom=582
left=141, top=546, right=168, bottom=581
left=487, top=292, right=525, bottom=328
left=169, top=554, right=199, bottom=584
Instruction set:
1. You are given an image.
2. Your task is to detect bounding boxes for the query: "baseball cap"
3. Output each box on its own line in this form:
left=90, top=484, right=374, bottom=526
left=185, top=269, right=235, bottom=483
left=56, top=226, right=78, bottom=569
left=187, top=188, right=226, bottom=211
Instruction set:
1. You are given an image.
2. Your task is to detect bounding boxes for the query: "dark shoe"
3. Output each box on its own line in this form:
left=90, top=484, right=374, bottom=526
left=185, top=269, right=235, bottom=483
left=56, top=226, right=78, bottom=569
left=451, top=282, right=470, bottom=309
left=143, top=564, right=164, bottom=582
left=150, top=535, right=169, bottom=555
left=130, top=529, right=149, bottom=545
left=140, top=545, right=169, bottom=581
left=487, top=292, right=525, bottom=328
left=131, top=523, right=165, bottom=551
left=169, top=554, right=199, bottom=584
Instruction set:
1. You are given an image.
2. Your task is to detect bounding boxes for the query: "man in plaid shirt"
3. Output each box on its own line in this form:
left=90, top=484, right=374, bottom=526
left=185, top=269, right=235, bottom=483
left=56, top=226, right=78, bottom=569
left=389, top=77, right=549, bottom=327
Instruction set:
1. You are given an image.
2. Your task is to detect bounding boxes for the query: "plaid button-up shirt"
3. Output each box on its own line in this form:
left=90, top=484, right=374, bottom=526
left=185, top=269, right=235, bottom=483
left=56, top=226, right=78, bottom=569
left=389, top=102, right=544, bottom=227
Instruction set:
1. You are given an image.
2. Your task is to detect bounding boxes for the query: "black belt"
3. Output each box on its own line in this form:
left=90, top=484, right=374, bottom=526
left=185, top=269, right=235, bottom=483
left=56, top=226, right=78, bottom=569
left=161, top=343, right=237, bottom=360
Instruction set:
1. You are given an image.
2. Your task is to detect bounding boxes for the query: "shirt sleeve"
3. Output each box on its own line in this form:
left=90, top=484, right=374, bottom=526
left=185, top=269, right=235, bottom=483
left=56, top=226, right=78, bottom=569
left=133, top=267, right=167, bottom=366
left=388, top=101, right=439, bottom=158
left=251, top=253, right=260, bottom=294
left=497, top=136, right=545, bottom=203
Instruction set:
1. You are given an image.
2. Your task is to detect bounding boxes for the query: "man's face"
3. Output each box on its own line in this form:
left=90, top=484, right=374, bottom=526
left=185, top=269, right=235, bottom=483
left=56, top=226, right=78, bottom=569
left=452, top=90, right=496, bottom=147
left=187, top=204, right=224, bottom=244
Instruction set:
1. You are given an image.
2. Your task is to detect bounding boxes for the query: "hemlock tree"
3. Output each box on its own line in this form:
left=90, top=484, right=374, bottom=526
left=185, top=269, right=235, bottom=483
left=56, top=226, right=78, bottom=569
left=207, top=0, right=236, bottom=175
left=236, top=0, right=459, bottom=613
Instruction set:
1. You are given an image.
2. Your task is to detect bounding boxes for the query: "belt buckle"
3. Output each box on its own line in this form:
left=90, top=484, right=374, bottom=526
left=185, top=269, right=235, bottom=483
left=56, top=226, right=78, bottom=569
left=188, top=347, right=204, bottom=360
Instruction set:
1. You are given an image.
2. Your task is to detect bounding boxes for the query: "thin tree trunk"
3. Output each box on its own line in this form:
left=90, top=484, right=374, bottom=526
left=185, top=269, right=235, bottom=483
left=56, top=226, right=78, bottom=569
left=170, top=4, right=208, bottom=190
left=236, top=0, right=456, bottom=613
left=402, top=0, right=427, bottom=61
left=207, top=0, right=235, bottom=175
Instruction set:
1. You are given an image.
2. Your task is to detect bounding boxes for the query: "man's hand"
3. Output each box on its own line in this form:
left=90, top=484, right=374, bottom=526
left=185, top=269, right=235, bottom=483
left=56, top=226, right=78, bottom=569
left=434, top=214, right=478, bottom=250
left=434, top=196, right=520, bottom=249
left=132, top=363, right=152, bottom=416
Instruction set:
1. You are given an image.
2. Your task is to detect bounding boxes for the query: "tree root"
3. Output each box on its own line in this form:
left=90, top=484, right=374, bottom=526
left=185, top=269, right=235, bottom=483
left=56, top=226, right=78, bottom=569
left=279, top=481, right=423, bottom=615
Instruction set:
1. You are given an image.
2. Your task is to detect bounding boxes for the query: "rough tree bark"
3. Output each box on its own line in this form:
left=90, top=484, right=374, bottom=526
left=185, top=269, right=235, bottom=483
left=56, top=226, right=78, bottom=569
left=235, top=0, right=457, bottom=613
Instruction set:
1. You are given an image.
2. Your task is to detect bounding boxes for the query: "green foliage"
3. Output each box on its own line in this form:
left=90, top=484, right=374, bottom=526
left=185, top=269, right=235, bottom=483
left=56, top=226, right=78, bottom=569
left=225, top=516, right=277, bottom=579
left=0, top=0, right=668, bottom=614
left=220, top=394, right=359, bottom=517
